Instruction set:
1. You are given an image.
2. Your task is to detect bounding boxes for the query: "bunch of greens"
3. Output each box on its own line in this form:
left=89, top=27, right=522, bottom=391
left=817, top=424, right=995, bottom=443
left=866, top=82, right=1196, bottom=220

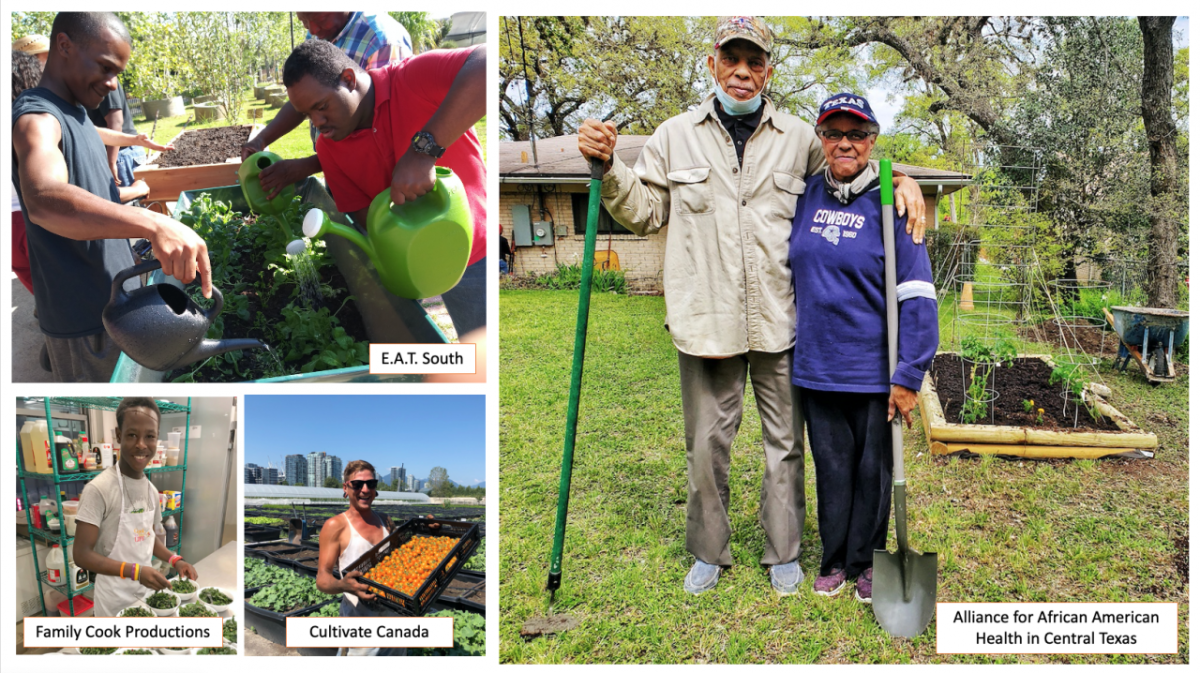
left=197, top=647, right=236, bottom=655
left=146, top=592, right=178, bottom=610
left=244, top=516, right=287, bottom=526
left=462, top=537, right=485, bottom=572
left=412, top=610, right=485, bottom=657
left=81, top=648, right=118, bottom=655
left=245, top=558, right=296, bottom=588
left=306, top=602, right=340, bottom=618
left=200, top=588, right=232, bottom=605
left=179, top=603, right=217, bottom=618
left=122, top=649, right=154, bottom=654
left=173, top=193, right=368, bottom=382
left=170, top=579, right=196, bottom=593
left=248, top=571, right=330, bottom=614
left=223, top=616, right=238, bottom=643
left=119, top=606, right=154, bottom=618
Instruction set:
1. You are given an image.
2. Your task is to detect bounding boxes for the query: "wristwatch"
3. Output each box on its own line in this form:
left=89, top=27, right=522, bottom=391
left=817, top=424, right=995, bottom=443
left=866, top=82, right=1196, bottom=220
left=411, top=130, right=446, bottom=159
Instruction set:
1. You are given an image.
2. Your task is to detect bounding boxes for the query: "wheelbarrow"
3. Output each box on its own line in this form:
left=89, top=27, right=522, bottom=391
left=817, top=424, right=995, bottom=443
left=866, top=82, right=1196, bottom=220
left=1103, top=306, right=1189, bottom=384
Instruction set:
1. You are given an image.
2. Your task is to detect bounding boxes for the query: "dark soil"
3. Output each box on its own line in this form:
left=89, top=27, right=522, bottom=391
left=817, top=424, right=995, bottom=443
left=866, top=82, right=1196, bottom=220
left=1019, top=319, right=1119, bottom=358
left=151, top=126, right=251, bottom=168
left=275, top=549, right=320, bottom=561
left=1173, top=537, right=1188, bottom=582
left=442, top=577, right=486, bottom=605
left=247, top=543, right=296, bottom=554
left=166, top=218, right=369, bottom=382
left=932, top=353, right=1117, bottom=430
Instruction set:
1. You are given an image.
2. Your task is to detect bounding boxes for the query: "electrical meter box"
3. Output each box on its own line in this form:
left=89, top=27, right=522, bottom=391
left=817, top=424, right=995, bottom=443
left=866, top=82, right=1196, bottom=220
left=511, top=204, right=554, bottom=246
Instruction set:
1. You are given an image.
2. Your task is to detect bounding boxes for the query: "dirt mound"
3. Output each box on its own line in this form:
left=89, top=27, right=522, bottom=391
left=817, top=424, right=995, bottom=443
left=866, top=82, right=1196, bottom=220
left=152, top=126, right=251, bottom=168
left=1019, top=318, right=1119, bottom=358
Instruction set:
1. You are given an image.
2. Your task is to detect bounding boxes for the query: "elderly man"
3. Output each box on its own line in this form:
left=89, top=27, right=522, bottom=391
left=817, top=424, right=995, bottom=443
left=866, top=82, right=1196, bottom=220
left=12, top=12, right=210, bottom=381
left=242, top=12, right=413, bottom=197
left=577, top=16, right=926, bottom=595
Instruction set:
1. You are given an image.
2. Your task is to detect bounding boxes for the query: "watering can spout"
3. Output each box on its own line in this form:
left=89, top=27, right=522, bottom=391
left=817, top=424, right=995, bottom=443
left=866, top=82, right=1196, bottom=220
left=177, top=338, right=267, bottom=368
left=302, top=208, right=382, bottom=268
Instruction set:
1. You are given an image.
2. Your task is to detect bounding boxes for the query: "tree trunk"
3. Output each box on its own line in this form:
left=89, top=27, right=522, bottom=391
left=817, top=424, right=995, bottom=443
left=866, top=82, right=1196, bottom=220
left=1138, top=17, right=1180, bottom=308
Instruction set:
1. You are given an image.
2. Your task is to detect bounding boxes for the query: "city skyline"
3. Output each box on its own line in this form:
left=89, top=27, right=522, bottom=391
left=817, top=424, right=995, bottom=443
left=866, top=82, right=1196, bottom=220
left=244, top=396, right=486, bottom=486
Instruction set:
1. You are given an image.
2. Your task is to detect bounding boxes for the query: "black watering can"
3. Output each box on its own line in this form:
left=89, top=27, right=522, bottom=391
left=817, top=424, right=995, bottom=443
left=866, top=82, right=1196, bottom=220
left=102, top=259, right=266, bottom=371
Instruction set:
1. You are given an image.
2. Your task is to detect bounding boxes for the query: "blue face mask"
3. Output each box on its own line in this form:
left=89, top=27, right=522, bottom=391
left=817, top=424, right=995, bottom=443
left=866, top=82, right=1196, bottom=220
left=713, top=77, right=763, bottom=116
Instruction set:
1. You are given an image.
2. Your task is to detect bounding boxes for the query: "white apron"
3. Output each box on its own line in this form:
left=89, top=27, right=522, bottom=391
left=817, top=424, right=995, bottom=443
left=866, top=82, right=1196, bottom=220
left=92, top=467, right=157, bottom=617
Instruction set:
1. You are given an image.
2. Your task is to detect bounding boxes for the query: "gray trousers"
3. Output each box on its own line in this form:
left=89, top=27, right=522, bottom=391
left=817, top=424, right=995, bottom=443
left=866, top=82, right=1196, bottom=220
left=44, top=331, right=121, bottom=383
left=679, top=349, right=806, bottom=567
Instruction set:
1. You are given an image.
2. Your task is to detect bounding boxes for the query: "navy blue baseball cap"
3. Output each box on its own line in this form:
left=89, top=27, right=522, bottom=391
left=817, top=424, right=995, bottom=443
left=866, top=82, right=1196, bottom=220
left=817, top=93, right=878, bottom=125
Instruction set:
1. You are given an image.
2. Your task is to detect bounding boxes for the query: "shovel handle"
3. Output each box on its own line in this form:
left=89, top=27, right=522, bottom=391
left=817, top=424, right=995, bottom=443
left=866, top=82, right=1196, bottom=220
left=880, top=159, right=905, bottom=482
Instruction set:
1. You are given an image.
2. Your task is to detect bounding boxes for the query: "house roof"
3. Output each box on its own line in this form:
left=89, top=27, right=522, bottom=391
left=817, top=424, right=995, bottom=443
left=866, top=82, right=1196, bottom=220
left=500, top=135, right=973, bottom=193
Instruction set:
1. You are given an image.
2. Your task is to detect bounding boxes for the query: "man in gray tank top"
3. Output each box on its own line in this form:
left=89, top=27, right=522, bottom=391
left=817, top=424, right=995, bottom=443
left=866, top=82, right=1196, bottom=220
left=11, top=12, right=213, bottom=382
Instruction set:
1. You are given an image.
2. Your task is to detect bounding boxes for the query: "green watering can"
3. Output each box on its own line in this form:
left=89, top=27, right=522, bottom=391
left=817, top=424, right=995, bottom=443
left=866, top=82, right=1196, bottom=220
left=238, top=151, right=296, bottom=215
left=301, top=166, right=473, bottom=300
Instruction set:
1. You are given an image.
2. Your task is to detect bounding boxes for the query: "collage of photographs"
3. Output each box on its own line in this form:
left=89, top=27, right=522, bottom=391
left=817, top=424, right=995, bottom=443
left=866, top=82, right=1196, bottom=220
left=0, top=7, right=1191, bottom=669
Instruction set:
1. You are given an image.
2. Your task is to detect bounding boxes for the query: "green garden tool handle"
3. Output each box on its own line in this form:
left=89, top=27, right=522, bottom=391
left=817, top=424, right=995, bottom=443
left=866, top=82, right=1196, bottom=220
left=880, top=159, right=911, bottom=557
left=547, top=158, right=605, bottom=594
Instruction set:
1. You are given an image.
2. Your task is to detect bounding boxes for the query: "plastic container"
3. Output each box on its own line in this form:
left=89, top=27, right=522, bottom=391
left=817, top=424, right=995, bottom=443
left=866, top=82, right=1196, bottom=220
left=55, top=433, right=78, bottom=473
left=66, top=543, right=90, bottom=592
left=100, top=443, right=114, bottom=469
left=19, top=421, right=38, bottom=473
left=48, top=517, right=61, bottom=533
left=64, top=513, right=77, bottom=536
left=166, top=447, right=180, bottom=467
left=45, top=544, right=67, bottom=587
left=167, top=431, right=182, bottom=449
left=57, top=595, right=93, bottom=617
left=335, top=517, right=481, bottom=616
left=61, top=500, right=79, bottom=517
left=30, top=421, right=53, bottom=474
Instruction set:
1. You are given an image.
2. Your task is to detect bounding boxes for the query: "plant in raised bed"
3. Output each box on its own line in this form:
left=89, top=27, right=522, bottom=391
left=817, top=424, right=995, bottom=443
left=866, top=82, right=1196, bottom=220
left=248, top=571, right=330, bottom=614
left=1047, top=361, right=1098, bottom=426
left=245, top=516, right=287, bottom=526
left=306, top=603, right=340, bottom=618
left=957, top=336, right=1018, bottom=423
left=171, top=193, right=369, bottom=381
left=245, top=558, right=299, bottom=588
left=412, top=610, right=485, bottom=657
left=180, top=603, right=218, bottom=618
left=463, top=537, right=485, bottom=572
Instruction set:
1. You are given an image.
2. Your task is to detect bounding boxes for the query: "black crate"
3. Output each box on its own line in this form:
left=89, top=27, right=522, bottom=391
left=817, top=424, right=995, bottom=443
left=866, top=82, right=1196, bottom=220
left=245, top=524, right=282, bottom=542
left=243, top=586, right=337, bottom=646
left=334, top=518, right=480, bottom=617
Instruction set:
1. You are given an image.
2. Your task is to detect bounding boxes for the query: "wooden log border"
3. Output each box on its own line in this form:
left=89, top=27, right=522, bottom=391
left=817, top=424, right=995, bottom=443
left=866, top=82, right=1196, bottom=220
left=918, top=353, right=1158, bottom=454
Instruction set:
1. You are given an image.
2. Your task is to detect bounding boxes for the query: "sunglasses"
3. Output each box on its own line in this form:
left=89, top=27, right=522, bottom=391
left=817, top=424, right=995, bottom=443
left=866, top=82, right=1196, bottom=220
left=818, top=129, right=876, bottom=143
left=347, top=479, right=378, bottom=491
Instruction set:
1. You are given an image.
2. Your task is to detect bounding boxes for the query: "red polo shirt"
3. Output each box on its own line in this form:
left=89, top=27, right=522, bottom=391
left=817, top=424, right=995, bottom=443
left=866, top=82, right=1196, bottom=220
left=317, top=47, right=487, bottom=266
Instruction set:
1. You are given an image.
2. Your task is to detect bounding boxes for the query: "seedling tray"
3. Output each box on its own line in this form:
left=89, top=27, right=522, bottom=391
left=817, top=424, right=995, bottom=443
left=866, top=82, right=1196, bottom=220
left=244, top=586, right=336, bottom=646
left=244, top=524, right=282, bottom=542
left=335, top=518, right=481, bottom=617
left=437, top=568, right=486, bottom=611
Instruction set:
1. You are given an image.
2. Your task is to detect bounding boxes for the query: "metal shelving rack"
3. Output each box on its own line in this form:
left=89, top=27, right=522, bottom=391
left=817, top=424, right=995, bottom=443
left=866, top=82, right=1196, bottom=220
left=16, top=397, right=192, bottom=616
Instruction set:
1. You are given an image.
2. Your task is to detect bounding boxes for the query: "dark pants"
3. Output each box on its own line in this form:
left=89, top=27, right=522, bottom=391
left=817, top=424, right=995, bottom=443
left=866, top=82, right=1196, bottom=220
left=800, top=388, right=893, bottom=578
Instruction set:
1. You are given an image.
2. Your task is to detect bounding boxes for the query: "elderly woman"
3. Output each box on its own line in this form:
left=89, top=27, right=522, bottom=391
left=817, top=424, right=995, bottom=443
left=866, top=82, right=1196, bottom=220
left=789, top=93, right=938, bottom=603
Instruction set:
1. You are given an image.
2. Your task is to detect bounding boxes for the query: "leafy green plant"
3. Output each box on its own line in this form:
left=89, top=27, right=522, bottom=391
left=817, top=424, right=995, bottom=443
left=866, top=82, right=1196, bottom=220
left=201, top=588, right=232, bottom=605
left=1022, top=399, right=1035, bottom=413
left=224, top=616, right=238, bottom=643
left=81, top=648, right=117, bottom=655
left=412, top=610, right=485, bottom=656
left=170, top=579, right=196, bottom=594
left=535, top=263, right=629, bottom=294
left=245, top=516, right=287, bottom=526
left=119, top=607, right=153, bottom=618
left=463, top=537, right=485, bottom=572
left=304, top=602, right=341, bottom=618
left=146, top=592, right=178, bottom=610
left=245, top=557, right=296, bottom=588
left=179, top=603, right=217, bottom=618
left=959, top=363, right=990, bottom=424
left=197, top=646, right=236, bottom=655
left=122, top=649, right=154, bottom=654
left=248, top=571, right=330, bottom=614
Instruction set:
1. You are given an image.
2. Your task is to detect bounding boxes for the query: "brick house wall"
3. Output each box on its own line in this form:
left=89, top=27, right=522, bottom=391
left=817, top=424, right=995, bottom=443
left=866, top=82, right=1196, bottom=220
left=500, top=183, right=667, bottom=292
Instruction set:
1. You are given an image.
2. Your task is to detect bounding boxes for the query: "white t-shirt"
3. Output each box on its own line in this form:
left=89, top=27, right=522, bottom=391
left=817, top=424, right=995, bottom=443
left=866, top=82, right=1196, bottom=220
left=76, top=467, right=165, bottom=559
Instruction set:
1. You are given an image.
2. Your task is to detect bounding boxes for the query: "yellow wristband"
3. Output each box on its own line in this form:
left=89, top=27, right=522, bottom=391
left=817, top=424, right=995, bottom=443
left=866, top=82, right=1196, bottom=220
left=134, top=564, right=140, bottom=582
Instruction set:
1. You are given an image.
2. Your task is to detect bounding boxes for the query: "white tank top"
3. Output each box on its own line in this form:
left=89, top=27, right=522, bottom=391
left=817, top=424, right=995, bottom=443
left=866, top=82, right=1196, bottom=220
left=338, top=511, right=387, bottom=573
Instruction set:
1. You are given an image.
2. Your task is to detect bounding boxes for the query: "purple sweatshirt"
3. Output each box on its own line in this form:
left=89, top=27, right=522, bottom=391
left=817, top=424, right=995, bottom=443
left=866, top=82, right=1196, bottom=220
left=789, top=175, right=938, bottom=393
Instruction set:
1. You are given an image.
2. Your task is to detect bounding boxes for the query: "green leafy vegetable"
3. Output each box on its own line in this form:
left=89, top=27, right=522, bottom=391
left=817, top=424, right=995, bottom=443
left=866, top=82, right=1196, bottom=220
left=201, top=588, right=232, bottom=605
left=170, top=579, right=196, bottom=593
left=122, top=649, right=154, bottom=654
left=119, top=607, right=154, bottom=618
left=248, top=570, right=331, bottom=614
left=81, top=648, right=118, bottom=655
left=146, top=592, right=178, bottom=610
left=463, top=537, right=485, bottom=572
left=244, top=516, right=287, bottom=526
left=197, top=646, right=236, bottom=655
left=245, top=557, right=297, bottom=588
left=179, top=603, right=217, bottom=618
left=224, top=616, right=238, bottom=643
left=412, top=610, right=485, bottom=657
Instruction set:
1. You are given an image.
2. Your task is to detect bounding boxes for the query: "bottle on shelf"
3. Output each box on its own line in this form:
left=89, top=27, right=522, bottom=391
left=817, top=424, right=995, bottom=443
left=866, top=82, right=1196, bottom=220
left=30, top=421, right=52, bottom=474
left=54, top=432, right=77, bottom=473
left=45, top=544, right=67, bottom=587
left=164, top=515, right=179, bottom=547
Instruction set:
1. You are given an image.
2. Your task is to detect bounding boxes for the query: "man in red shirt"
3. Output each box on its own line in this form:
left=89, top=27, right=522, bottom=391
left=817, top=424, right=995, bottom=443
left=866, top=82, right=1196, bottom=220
left=282, top=40, right=487, bottom=336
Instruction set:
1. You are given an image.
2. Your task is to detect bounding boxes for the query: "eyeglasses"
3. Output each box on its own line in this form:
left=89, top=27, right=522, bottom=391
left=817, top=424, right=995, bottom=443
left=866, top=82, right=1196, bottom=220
left=347, top=479, right=378, bottom=491
left=818, top=129, right=876, bottom=143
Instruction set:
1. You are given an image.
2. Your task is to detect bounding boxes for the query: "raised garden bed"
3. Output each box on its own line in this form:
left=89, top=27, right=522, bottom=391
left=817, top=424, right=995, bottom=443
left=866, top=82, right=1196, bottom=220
left=919, top=352, right=1157, bottom=459
left=110, top=179, right=446, bottom=383
left=134, top=125, right=260, bottom=202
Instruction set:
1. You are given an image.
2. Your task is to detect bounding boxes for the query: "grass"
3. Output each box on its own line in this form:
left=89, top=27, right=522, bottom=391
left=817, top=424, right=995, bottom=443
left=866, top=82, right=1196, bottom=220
left=499, top=289, right=1189, bottom=664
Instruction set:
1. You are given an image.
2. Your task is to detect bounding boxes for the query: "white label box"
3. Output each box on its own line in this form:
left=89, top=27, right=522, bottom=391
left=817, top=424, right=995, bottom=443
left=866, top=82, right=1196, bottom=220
left=25, top=617, right=223, bottom=649
left=370, top=343, right=476, bottom=374
left=286, top=616, right=453, bottom=649
left=936, top=603, right=1178, bottom=654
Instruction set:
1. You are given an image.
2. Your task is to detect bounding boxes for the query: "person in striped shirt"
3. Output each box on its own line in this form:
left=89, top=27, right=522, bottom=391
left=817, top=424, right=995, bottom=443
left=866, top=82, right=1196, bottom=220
left=242, top=12, right=413, bottom=195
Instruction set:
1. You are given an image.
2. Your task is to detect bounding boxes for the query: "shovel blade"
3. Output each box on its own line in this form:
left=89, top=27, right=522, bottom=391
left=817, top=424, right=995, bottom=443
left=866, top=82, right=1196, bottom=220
left=872, top=548, right=938, bottom=639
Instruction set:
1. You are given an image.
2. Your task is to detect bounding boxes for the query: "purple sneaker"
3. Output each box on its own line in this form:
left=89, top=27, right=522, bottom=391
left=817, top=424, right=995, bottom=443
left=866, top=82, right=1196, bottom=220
left=855, top=568, right=873, bottom=604
left=813, top=569, right=847, bottom=596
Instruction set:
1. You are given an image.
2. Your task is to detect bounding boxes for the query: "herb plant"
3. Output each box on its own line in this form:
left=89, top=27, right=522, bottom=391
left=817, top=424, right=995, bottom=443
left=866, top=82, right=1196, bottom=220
left=170, top=579, right=196, bottom=593
left=412, top=610, right=485, bottom=657
left=463, top=537, right=485, bottom=572
left=81, top=648, right=118, bottom=655
left=197, top=646, right=236, bottom=655
left=122, top=649, right=154, bottom=654
left=179, top=603, right=217, bottom=618
left=1022, top=399, right=1035, bottom=413
left=200, top=588, right=232, bottom=605
left=248, top=570, right=330, bottom=614
left=146, top=591, right=178, bottom=610
left=224, top=616, right=238, bottom=643
left=119, top=606, right=153, bottom=618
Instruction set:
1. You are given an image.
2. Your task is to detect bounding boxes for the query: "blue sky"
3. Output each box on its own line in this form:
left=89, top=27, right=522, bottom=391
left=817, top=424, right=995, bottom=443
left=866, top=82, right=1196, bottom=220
left=244, top=396, right=485, bottom=486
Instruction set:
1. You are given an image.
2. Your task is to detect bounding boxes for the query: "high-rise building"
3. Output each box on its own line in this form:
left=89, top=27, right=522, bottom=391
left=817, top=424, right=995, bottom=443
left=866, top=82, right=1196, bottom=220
left=307, top=451, right=327, bottom=487
left=285, top=454, right=306, bottom=486
left=263, top=467, right=278, bottom=485
left=389, top=464, right=407, bottom=489
left=324, top=455, right=343, bottom=485
left=407, top=474, right=418, bottom=491
left=244, top=463, right=262, bottom=484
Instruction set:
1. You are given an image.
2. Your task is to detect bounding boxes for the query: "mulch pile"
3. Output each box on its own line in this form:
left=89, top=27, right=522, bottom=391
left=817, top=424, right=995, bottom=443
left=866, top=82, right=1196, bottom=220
left=152, top=126, right=251, bottom=168
left=932, top=353, right=1117, bottom=430
left=1019, top=318, right=1119, bottom=358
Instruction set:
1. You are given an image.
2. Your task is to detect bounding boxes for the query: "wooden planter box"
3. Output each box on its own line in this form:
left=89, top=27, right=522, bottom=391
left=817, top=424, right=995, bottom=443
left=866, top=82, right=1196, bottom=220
left=134, top=124, right=263, bottom=203
left=917, top=353, right=1157, bottom=460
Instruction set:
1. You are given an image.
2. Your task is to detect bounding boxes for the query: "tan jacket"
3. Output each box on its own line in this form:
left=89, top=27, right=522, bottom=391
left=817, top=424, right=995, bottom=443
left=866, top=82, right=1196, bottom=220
left=601, top=94, right=825, bottom=357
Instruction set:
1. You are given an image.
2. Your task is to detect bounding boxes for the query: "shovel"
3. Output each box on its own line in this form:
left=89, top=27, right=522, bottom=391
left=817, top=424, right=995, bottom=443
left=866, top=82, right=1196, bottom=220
left=523, top=157, right=604, bottom=639
left=872, top=159, right=938, bottom=639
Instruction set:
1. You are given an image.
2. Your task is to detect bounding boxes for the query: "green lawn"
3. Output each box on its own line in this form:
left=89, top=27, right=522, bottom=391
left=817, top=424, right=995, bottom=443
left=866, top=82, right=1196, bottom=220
left=499, top=289, right=1189, bottom=664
